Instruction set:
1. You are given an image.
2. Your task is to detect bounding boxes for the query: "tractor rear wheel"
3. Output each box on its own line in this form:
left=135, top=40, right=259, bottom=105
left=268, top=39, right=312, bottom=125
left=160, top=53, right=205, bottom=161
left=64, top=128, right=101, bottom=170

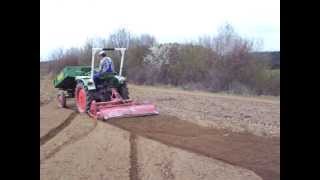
left=57, top=91, right=66, bottom=108
left=75, top=82, right=92, bottom=113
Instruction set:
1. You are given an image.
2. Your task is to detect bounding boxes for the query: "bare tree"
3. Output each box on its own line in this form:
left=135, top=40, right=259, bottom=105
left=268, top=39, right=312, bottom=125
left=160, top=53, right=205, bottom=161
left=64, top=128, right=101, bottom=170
left=49, top=48, right=64, bottom=61
left=108, top=28, right=131, bottom=48
left=212, top=23, right=238, bottom=56
left=198, top=35, right=213, bottom=49
left=140, top=34, right=157, bottom=47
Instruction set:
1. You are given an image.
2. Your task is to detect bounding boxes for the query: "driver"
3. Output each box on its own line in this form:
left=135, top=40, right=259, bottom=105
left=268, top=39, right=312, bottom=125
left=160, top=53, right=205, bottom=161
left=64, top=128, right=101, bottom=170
left=93, top=51, right=114, bottom=84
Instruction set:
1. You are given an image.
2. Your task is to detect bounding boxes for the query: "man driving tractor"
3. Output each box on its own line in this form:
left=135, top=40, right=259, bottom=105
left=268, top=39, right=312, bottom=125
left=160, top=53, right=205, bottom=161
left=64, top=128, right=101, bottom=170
left=93, top=50, right=114, bottom=85
left=53, top=47, right=159, bottom=120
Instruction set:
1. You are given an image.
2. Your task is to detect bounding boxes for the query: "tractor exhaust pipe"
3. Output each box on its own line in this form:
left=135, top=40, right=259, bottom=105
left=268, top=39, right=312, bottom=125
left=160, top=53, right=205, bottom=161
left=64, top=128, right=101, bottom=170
left=116, top=48, right=126, bottom=76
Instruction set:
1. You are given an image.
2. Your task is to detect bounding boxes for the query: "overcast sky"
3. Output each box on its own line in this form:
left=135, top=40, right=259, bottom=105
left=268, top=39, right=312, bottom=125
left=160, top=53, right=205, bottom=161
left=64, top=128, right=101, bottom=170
left=40, top=0, right=280, bottom=60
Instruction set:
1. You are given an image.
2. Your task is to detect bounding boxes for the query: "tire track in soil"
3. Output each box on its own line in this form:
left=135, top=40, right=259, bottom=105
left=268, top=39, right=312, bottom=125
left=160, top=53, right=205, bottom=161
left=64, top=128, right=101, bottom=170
left=41, top=118, right=97, bottom=163
left=104, top=121, right=248, bottom=180
left=129, top=133, right=139, bottom=180
left=106, top=115, right=280, bottom=180
left=40, top=112, right=78, bottom=146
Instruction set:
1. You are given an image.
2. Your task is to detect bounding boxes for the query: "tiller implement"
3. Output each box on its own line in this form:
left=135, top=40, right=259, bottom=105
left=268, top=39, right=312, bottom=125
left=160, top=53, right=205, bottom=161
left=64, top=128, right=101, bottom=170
left=88, top=89, right=158, bottom=120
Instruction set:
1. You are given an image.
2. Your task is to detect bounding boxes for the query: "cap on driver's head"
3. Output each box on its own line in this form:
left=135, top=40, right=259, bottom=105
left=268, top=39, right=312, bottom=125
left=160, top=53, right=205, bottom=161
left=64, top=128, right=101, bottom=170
left=98, top=51, right=106, bottom=56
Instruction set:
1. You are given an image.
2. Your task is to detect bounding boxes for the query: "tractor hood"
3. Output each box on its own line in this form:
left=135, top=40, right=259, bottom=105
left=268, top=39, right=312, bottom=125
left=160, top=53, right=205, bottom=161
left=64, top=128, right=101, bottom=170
left=75, top=76, right=96, bottom=90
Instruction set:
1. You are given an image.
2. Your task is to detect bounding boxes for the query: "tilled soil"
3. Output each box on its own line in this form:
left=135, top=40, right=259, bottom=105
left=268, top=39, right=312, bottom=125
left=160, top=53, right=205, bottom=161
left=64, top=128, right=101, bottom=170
left=40, top=75, right=279, bottom=180
left=40, top=114, right=97, bottom=163
left=129, top=85, right=280, bottom=137
left=40, top=74, right=58, bottom=106
left=40, top=102, right=75, bottom=140
left=108, top=115, right=280, bottom=180
left=41, top=116, right=131, bottom=180
left=136, top=134, right=262, bottom=180
left=40, top=102, right=264, bottom=180
left=41, top=114, right=262, bottom=180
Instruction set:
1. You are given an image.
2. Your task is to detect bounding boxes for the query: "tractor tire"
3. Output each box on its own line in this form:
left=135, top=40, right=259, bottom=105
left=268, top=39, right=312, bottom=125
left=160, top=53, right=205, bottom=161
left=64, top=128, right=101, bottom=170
left=75, top=82, right=92, bottom=113
left=57, top=91, right=66, bottom=108
left=119, top=83, right=129, bottom=100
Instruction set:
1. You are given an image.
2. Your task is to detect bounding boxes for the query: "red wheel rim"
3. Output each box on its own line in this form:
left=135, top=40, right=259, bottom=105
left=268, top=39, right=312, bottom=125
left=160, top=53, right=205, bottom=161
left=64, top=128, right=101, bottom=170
left=77, top=88, right=86, bottom=112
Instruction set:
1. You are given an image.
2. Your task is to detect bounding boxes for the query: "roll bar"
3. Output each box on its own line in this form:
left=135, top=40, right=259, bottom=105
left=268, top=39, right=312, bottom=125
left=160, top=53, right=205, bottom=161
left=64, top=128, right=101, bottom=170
left=91, top=48, right=126, bottom=79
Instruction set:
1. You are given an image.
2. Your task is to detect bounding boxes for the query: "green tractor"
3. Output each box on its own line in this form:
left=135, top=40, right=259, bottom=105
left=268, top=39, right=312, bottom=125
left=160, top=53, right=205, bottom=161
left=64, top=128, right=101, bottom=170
left=53, top=48, right=158, bottom=120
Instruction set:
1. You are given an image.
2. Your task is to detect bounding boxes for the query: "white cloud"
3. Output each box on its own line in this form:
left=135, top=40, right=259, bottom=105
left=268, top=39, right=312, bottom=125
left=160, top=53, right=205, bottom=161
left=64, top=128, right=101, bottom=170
left=40, top=0, right=280, bottom=60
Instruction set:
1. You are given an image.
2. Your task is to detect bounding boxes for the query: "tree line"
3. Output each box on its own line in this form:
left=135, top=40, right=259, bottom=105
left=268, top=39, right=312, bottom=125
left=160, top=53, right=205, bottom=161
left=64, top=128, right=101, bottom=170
left=44, top=24, right=280, bottom=96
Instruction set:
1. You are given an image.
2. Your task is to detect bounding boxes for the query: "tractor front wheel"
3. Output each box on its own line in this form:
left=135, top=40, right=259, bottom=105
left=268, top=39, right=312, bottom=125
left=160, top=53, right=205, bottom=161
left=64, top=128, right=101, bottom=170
left=75, top=82, right=91, bottom=113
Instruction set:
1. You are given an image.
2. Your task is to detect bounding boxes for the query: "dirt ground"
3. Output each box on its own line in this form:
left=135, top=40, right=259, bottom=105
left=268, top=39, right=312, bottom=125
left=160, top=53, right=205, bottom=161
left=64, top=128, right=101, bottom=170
left=40, top=74, right=58, bottom=106
left=135, top=133, right=262, bottom=180
left=41, top=115, right=131, bottom=180
left=108, top=115, right=279, bottom=180
left=40, top=73, right=279, bottom=180
left=40, top=105, right=262, bottom=180
left=129, top=84, right=280, bottom=137
left=40, top=101, right=75, bottom=140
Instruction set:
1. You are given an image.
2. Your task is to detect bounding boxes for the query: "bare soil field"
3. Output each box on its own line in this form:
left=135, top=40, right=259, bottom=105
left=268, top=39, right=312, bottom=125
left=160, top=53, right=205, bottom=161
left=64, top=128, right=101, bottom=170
left=40, top=74, right=58, bottom=106
left=41, top=116, right=131, bottom=180
left=129, top=84, right=280, bottom=137
left=135, top=133, right=263, bottom=180
left=108, top=115, right=279, bottom=180
left=40, top=101, right=75, bottom=140
left=40, top=74, right=279, bottom=180
left=40, top=106, right=262, bottom=180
